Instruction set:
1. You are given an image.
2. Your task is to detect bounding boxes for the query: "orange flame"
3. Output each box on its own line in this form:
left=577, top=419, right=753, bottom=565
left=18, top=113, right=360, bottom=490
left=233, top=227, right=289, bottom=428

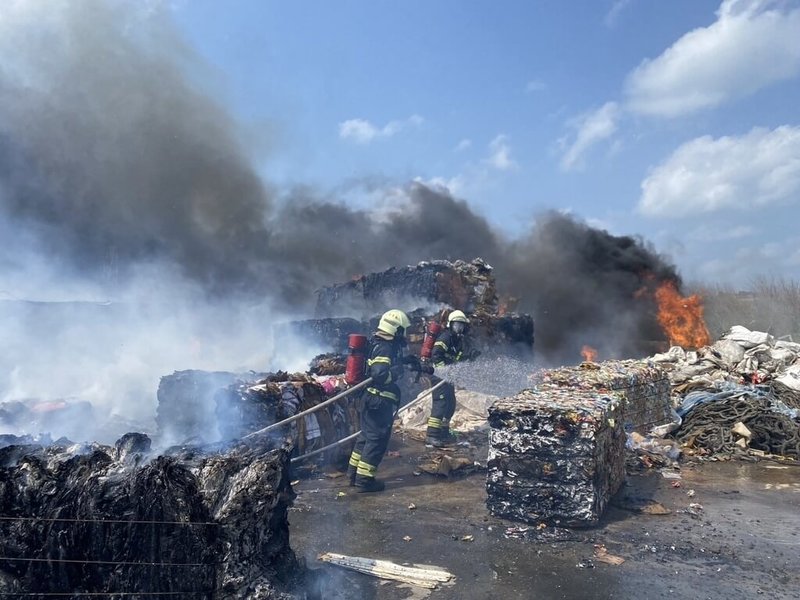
left=581, top=345, right=598, bottom=363
left=655, top=281, right=710, bottom=348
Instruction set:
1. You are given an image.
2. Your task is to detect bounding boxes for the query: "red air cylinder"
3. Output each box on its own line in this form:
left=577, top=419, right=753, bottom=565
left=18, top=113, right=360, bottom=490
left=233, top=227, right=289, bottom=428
left=345, top=334, right=368, bottom=385
left=420, top=321, right=443, bottom=361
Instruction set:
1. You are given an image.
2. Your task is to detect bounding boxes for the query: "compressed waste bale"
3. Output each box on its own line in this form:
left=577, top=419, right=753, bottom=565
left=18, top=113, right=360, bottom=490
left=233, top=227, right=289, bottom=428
left=537, top=360, right=671, bottom=434
left=315, top=258, right=498, bottom=318
left=487, top=386, right=625, bottom=527
left=156, top=370, right=241, bottom=443
left=276, top=318, right=365, bottom=353
left=308, top=353, right=346, bottom=376
left=215, top=374, right=359, bottom=464
left=0, top=435, right=301, bottom=599
left=291, top=258, right=534, bottom=361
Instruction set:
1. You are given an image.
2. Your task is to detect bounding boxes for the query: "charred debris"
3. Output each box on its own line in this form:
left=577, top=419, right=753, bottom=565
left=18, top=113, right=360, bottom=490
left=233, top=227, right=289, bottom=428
left=0, top=258, right=534, bottom=598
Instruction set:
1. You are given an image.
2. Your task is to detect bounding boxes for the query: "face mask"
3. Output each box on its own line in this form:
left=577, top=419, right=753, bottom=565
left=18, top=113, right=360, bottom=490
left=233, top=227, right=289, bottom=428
left=451, top=322, right=465, bottom=335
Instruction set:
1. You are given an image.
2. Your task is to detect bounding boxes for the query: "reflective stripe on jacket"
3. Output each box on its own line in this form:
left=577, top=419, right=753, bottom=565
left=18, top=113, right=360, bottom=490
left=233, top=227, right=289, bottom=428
left=432, top=329, right=464, bottom=367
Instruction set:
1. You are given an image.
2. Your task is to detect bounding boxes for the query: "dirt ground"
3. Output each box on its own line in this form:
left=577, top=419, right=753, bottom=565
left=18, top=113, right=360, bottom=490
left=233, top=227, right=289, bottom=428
left=289, top=431, right=800, bottom=600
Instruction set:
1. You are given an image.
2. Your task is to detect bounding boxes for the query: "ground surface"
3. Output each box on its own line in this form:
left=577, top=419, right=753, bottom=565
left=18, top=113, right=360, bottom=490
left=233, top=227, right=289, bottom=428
left=289, top=431, right=800, bottom=600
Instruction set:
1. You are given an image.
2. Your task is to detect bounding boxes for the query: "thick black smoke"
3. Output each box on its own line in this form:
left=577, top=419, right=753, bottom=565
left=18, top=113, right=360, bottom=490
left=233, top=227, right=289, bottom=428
left=0, top=1, right=679, bottom=366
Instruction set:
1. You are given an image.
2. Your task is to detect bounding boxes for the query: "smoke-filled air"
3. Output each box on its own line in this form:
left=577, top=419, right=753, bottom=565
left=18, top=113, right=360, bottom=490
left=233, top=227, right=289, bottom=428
left=0, top=1, right=680, bottom=441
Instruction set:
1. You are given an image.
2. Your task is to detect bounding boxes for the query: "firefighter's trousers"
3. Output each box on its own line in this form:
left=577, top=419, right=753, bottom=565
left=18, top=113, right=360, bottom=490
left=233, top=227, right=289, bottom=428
left=428, top=376, right=456, bottom=432
left=349, top=384, right=400, bottom=479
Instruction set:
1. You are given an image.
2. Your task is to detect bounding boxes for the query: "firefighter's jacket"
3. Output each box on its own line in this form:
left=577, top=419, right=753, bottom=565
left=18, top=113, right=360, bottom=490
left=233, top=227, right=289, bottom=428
left=432, top=329, right=465, bottom=367
left=365, top=334, right=403, bottom=405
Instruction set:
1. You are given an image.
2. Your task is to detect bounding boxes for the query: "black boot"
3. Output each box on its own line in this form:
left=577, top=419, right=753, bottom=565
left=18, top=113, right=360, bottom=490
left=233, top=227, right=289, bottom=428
left=425, top=426, right=442, bottom=447
left=440, top=429, right=457, bottom=445
left=354, top=475, right=385, bottom=493
left=347, top=466, right=357, bottom=487
left=426, top=427, right=455, bottom=448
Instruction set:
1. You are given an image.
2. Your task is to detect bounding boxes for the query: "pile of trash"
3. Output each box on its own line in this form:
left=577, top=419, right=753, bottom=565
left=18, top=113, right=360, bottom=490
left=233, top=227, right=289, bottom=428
left=315, top=258, right=500, bottom=319
left=0, top=434, right=302, bottom=599
left=157, top=371, right=359, bottom=465
left=648, top=326, right=800, bottom=462
left=215, top=373, right=359, bottom=462
left=651, top=326, right=800, bottom=393
left=673, top=385, right=800, bottom=459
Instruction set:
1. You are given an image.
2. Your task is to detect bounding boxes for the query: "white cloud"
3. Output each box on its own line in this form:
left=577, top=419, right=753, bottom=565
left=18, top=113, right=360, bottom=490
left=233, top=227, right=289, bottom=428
left=558, top=102, right=621, bottom=171
left=639, top=125, right=800, bottom=217
left=525, top=79, right=547, bottom=93
left=625, top=0, right=800, bottom=117
left=338, top=114, right=423, bottom=144
left=604, top=0, right=633, bottom=27
left=688, top=224, right=756, bottom=242
left=454, top=138, right=472, bottom=152
left=486, top=134, right=518, bottom=171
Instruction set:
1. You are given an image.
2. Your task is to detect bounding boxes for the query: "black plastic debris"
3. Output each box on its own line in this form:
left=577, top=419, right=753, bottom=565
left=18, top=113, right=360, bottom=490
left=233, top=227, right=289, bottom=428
left=0, top=435, right=302, bottom=599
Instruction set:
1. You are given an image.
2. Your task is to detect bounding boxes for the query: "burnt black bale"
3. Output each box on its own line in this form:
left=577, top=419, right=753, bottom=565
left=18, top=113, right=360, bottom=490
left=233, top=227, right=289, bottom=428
left=156, top=370, right=244, bottom=443
left=0, top=436, right=302, bottom=599
left=275, top=318, right=365, bottom=354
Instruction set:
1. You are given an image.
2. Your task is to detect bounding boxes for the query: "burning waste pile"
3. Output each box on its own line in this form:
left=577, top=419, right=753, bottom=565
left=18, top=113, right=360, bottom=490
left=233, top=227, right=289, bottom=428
left=300, top=257, right=534, bottom=362
left=0, top=434, right=302, bottom=599
left=157, top=258, right=534, bottom=453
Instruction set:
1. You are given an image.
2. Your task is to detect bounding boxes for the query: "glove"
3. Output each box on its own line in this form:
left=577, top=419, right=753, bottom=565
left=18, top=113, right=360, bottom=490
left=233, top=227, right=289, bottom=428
left=402, top=354, right=422, bottom=370
left=422, top=363, right=435, bottom=375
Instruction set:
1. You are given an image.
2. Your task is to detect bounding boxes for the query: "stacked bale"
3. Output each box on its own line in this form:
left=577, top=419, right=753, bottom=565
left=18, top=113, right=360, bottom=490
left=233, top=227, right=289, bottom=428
left=315, top=258, right=498, bottom=318
left=539, top=361, right=671, bottom=433
left=487, top=388, right=625, bottom=527
left=156, top=370, right=241, bottom=442
left=288, top=258, right=534, bottom=362
left=487, top=360, right=669, bottom=526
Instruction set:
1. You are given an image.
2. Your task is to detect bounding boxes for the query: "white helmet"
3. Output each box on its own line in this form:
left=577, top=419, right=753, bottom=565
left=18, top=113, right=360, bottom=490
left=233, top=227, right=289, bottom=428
left=447, top=310, right=469, bottom=325
left=377, top=309, right=411, bottom=337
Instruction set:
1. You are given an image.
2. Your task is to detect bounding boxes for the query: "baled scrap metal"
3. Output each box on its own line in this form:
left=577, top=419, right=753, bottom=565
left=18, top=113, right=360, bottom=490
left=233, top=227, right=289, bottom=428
left=537, top=360, right=671, bottom=433
left=487, top=386, right=625, bottom=527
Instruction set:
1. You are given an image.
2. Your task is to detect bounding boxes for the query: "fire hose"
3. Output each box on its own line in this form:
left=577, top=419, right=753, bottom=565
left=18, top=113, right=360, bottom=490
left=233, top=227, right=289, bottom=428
left=243, top=377, right=374, bottom=440
left=290, top=378, right=448, bottom=464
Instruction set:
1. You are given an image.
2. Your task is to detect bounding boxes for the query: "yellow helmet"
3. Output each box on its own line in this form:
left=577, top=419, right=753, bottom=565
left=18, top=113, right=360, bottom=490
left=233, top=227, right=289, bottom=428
left=447, top=310, right=469, bottom=326
left=377, top=309, right=411, bottom=337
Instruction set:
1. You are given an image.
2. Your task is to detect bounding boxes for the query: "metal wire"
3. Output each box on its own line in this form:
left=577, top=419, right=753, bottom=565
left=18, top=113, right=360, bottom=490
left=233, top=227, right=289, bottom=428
left=0, top=592, right=210, bottom=597
left=0, top=557, right=216, bottom=567
left=0, top=516, right=219, bottom=526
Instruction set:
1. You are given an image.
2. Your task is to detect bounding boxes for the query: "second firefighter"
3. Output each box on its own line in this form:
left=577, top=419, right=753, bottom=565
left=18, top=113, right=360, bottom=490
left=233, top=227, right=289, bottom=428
left=426, top=310, right=480, bottom=447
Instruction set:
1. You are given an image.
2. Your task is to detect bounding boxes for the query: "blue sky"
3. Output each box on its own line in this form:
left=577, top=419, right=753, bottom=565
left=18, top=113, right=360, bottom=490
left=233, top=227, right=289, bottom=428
left=175, top=0, right=798, bottom=284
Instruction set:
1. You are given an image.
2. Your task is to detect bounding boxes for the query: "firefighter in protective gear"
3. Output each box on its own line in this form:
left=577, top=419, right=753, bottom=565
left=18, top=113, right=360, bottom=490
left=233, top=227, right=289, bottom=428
left=426, top=310, right=479, bottom=447
left=347, top=309, right=411, bottom=493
